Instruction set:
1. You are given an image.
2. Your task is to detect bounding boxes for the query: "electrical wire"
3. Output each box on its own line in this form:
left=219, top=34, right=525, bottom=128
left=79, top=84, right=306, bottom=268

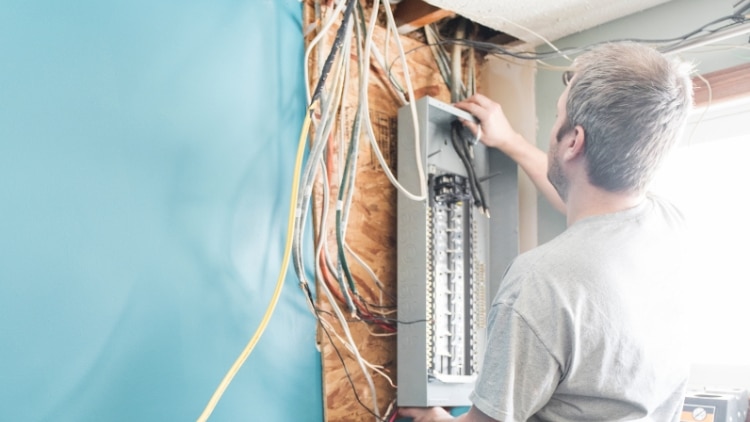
left=384, top=399, right=398, bottom=422
left=365, top=324, right=398, bottom=337
left=333, top=0, right=369, bottom=312
left=317, top=195, right=389, bottom=422
left=467, top=40, right=477, bottom=97
left=313, top=0, right=416, bottom=325
left=312, top=0, right=356, bottom=107
left=316, top=178, right=400, bottom=420
left=196, top=112, right=312, bottom=422
left=686, top=73, right=713, bottom=147
left=450, top=120, right=489, bottom=217
left=294, top=39, right=354, bottom=314
left=491, top=14, right=573, bottom=61
left=310, top=93, right=384, bottom=421
left=334, top=81, right=364, bottom=313
left=321, top=216, right=397, bottom=328
left=320, top=315, right=397, bottom=388
left=363, top=0, right=428, bottom=202
left=344, top=243, right=396, bottom=306
left=385, top=12, right=749, bottom=69
left=316, top=213, right=382, bottom=420
left=304, top=0, right=350, bottom=105
left=364, top=0, right=407, bottom=106
left=425, top=24, right=454, bottom=92
left=317, top=313, right=390, bottom=422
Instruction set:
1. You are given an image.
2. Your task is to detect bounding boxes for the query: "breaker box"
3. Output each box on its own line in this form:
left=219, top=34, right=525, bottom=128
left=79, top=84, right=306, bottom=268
left=396, top=97, right=519, bottom=407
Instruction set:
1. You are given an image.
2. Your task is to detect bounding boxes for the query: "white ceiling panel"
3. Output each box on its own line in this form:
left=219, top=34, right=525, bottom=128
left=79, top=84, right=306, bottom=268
left=423, top=0, right=675, bottom=44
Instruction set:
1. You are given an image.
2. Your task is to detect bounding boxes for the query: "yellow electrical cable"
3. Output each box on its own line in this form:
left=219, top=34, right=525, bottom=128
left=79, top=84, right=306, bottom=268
left=196, top=111, right=312, bottom=422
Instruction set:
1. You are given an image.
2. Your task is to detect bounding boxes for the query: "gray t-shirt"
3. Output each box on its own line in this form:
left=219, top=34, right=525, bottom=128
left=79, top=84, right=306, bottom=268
left=470, top=195, right=689, bottom=421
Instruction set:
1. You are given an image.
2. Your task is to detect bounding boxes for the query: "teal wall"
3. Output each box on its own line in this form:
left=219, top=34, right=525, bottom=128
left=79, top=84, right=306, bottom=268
left=0, top=1, right=322, bottom=421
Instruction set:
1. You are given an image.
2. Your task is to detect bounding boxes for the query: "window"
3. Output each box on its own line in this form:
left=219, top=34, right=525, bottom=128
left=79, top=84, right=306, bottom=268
left=651, top=95, right=750, bottom=390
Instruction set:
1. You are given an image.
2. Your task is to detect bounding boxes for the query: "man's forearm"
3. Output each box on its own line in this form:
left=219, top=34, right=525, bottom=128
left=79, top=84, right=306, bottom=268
left=504, top=133, right=565, bottom=214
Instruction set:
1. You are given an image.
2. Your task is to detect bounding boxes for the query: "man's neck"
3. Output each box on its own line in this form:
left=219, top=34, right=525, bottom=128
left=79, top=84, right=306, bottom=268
left=564, top=184, right=645, bottom=226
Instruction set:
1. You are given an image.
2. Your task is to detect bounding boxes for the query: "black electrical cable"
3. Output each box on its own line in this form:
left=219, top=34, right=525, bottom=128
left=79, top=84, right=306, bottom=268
left=389, top=14, right=750, bottom=100
left=386, top=12, right=748, bottom=72
left=309, top=0, right=356, bottom=108
left=385, top=317, right=430, bottom=325
left=359, top=299, right=397, bottom=310
left=450, top=120, right=489, bottom=217
left=316, top=309, right=389, bottom=422
left=451, top=130, right=484, bottom=214
left=335, top=107, right=363, bottom=313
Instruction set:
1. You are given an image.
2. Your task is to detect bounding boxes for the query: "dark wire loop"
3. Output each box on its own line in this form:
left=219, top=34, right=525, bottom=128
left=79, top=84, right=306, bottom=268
left=450, top=120, right=489, bottom=217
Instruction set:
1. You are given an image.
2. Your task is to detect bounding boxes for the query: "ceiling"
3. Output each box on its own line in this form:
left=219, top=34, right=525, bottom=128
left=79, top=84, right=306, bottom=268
left=422, top=0, right=675, bottom=44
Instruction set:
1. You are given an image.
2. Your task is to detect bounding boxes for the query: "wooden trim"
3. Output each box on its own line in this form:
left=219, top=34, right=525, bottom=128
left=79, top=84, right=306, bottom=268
left=393, top=0, right=454, bottom=34
left=693, top=62, right=750, bottom=106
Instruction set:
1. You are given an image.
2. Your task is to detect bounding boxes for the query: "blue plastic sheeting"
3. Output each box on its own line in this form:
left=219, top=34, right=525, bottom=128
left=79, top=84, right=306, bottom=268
left=0, top=1, right=322, bottom=421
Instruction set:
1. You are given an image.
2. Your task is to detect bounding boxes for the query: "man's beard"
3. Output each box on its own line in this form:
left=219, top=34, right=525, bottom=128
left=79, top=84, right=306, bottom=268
left=548, top=120, right=574, bottom=202
left=547, top=152, right=569, bottom=202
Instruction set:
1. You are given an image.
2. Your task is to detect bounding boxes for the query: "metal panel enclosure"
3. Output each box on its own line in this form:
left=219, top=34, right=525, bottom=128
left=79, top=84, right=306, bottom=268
left=397, top=97, right=519, bottom=406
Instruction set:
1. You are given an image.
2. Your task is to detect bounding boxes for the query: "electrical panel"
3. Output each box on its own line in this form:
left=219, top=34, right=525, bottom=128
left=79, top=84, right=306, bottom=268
left=397, top=97, right=519, bottom=407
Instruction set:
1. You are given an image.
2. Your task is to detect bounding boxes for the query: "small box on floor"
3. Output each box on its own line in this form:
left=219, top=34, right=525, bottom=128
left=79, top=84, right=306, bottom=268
left=681, top=388, right=748, bottom=422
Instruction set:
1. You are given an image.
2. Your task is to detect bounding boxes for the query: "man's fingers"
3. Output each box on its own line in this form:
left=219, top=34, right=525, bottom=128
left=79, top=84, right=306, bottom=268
left=398, top=407, right=420, bottom=417
left=459, top=118, right=479, bottom=137
left=456, top=93, right=500, bottom=122
left=468, top=93, right=493, bottom=107
left=398, top=406, right=454, bottom=421
left=455, top=100, right=487, bottom=122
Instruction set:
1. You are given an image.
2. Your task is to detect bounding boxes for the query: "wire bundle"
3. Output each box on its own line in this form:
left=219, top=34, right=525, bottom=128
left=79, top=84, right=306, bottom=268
left=396, top=11, right=750, bottom=68
left=450, top=120, right=489, bottom=217
left=294, top=0, right=440, bottom=420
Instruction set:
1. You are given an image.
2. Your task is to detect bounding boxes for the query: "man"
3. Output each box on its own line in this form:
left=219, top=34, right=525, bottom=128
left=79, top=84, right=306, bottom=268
left=401, top=42, right=694, bottom=421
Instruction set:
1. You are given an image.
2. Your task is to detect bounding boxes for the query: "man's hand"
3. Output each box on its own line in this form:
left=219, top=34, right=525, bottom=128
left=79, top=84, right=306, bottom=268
left=454, top=93, right=567, bottom=214
left=398, top=407, right=454, bottom=422
left=454, top=94, right=524, bottom=155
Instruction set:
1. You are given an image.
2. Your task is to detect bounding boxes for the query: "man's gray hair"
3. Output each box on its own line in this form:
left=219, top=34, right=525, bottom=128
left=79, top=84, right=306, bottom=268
left=566, top=42, right=694, bottom=193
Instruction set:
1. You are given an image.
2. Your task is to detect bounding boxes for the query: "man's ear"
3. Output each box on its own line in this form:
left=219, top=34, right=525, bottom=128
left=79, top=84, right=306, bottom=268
left=562, top=124, right=585, bottom=161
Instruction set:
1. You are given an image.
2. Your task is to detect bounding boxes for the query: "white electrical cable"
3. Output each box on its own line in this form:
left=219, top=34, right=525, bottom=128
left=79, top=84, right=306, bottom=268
left=471, top=124, right=482, bottom=146
left=370, top=42, right=408, bottom=105
left=294, top=9, right=357, bottom=314
left=365, top=323, right=398, bottom=338
left=314, top=169, right=381, bottom=422
left=323, top=25, right=360, bottom=313
left=300, top=3, right=436, bottom=419
left=685, top=72, right=713, bottom=147
left=302, top=10, right=383, bottom=411
left=339, top=0, right=366, bottom=244
left=384, top=399, right=397, bottom=422
left=344, top=243, right=390, bottom=307
left=661, top=19, right=750, bottom=54
left=362, top=0, right=427, bottom=202
left=317, top=158, right=395, bottom=399
left=304, top=0, right=349, bottom=105
left=337, top=24, right=355, bottom=183
left=351, top=6, right=382, bottom=418
left=494, top=15, right=572, bottom=62
left=321, top=316, right=398, bottom=389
